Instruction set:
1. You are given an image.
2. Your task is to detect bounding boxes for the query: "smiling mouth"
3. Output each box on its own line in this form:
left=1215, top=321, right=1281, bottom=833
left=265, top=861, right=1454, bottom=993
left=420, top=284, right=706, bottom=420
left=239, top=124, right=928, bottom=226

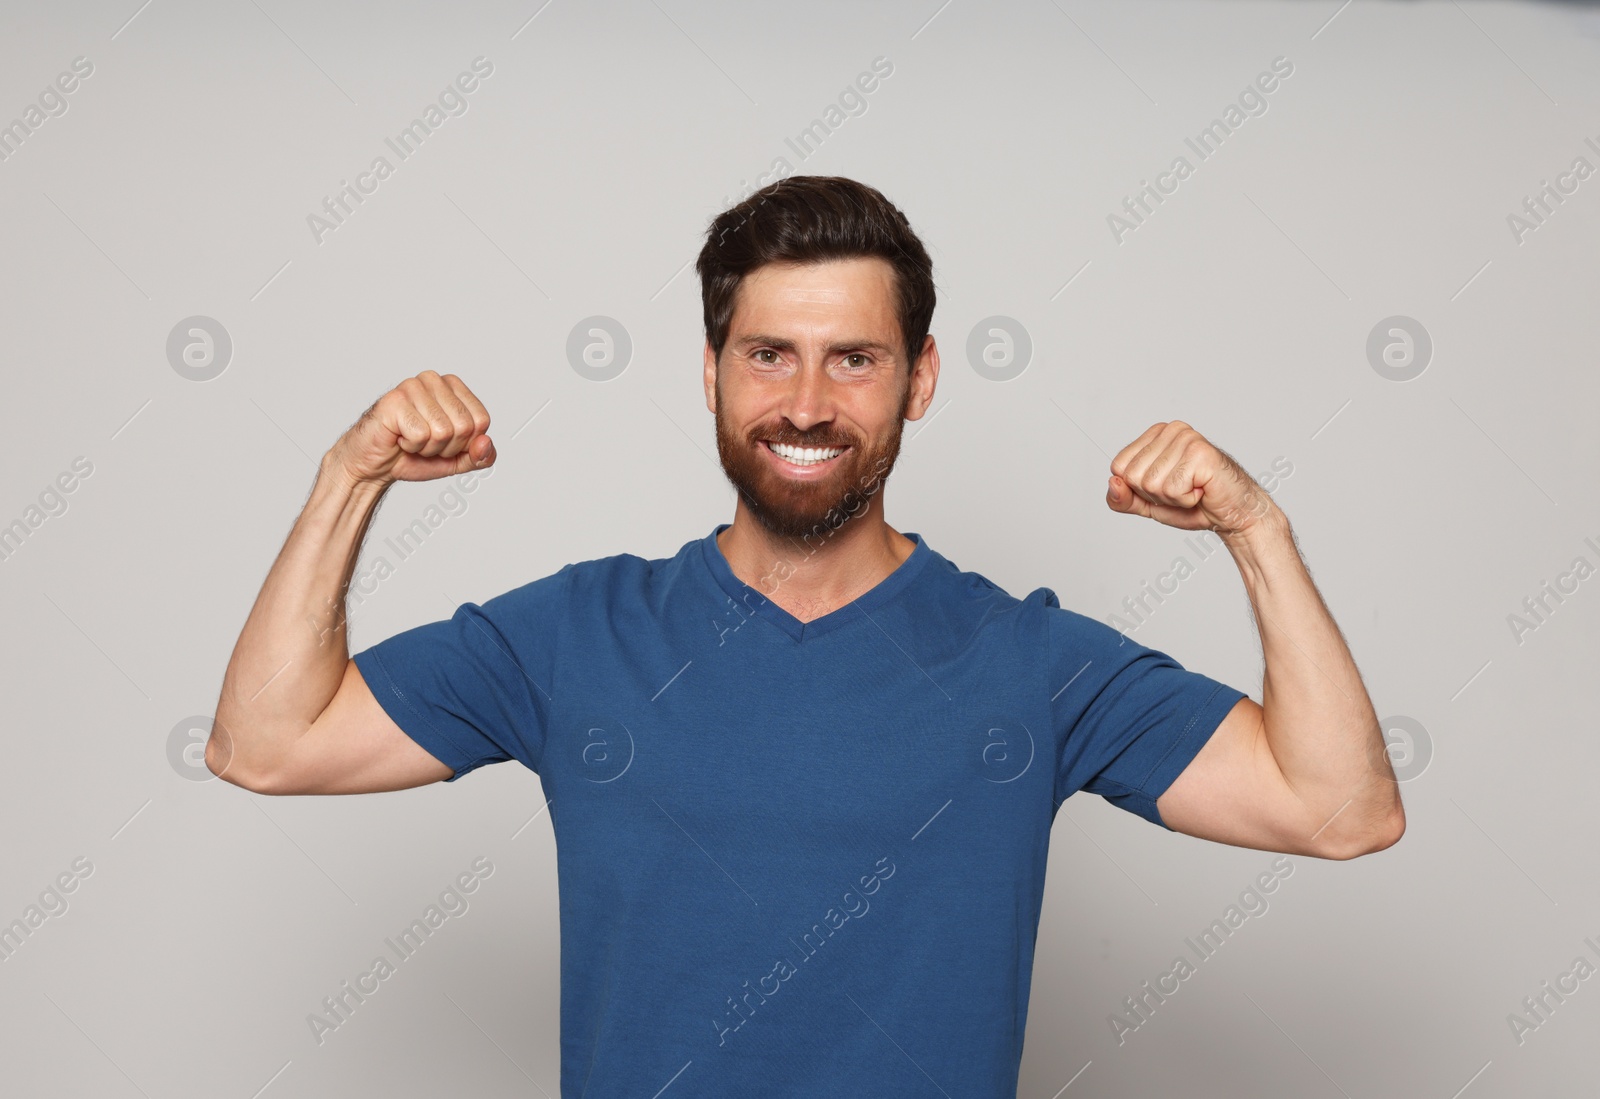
left=762, top=440, right=850, bottom=467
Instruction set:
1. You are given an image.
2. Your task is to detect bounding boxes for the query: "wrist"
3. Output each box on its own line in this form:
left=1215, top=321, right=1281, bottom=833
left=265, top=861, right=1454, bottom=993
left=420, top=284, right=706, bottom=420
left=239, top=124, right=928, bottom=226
left=318, top=450, right=392, bottom=503
left=1217, top=500, right=1290, bottom=546
left=321, top=447, right=390, bottom=495
left=1221, top=505, right=1297, bottom=589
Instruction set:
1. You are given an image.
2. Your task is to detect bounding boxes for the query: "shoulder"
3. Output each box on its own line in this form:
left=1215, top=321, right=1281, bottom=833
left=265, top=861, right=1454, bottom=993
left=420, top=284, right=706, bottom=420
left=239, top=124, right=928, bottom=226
left=569, top=537, right=697, bottom=588
left=921, top=548, right=1021, bottom=605
left=509, top=536, right=703, bottom=614
left=924, top=549, right=1141, bottom=660
left=914, top=547, right=1053, bottom=649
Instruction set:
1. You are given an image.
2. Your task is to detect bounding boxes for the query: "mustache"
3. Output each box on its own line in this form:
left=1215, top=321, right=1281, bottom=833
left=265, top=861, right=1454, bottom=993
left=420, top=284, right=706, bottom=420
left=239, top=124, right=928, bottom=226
left=753, top=429, right=856, bottom=449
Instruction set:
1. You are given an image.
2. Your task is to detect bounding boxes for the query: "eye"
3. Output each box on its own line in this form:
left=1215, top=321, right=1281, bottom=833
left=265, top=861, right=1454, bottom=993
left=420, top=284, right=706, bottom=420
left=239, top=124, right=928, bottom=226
left=842, top=353, right=870, bottom=369
left=753, top=349, right=780, bottom=364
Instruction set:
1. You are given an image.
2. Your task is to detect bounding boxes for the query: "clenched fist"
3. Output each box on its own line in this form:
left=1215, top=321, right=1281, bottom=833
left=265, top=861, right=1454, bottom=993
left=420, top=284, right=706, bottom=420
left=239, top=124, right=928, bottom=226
left=326, top=371, right=495, bottom=487
left=1105, top=420, right=1280, bottom=538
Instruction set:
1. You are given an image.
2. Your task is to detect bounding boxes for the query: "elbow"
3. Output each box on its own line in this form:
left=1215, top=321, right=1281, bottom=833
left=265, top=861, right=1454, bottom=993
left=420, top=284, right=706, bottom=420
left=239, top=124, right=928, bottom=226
left=204, top=732, right=249, bottom=789
left=203, top=727, right=233, bottom=782
left=204, top=725, right=277, bottom=794
left=1319, top=805, right=1406, bottom=861
left=1371, top=804, right=1407, bottom=853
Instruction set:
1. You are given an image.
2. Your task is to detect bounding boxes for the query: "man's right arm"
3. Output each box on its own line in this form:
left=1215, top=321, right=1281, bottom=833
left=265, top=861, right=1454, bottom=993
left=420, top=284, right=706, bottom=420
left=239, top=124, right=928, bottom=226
left=206, top=371, right=496, bottom=795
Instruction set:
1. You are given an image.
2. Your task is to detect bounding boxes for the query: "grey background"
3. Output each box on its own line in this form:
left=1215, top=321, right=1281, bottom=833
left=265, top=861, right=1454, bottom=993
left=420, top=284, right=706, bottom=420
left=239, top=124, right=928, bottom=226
left=2, top=0, right=1597, bottom=1095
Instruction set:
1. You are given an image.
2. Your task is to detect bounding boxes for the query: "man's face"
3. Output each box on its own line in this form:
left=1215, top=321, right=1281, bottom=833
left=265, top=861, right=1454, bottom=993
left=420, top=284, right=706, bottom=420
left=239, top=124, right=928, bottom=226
left=704, top=256, right=938, bottom=541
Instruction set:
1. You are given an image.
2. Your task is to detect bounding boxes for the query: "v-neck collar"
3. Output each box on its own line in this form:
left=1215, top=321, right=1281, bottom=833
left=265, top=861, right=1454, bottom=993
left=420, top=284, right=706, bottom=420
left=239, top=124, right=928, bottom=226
left=699, top=522, right=933, bottom=643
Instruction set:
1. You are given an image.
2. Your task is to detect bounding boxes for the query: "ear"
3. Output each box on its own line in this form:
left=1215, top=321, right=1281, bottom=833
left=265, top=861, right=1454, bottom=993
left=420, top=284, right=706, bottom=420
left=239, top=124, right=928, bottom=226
left=903, top=335, right=940, bottom=421
left=703, top=339, right=718, bottom=415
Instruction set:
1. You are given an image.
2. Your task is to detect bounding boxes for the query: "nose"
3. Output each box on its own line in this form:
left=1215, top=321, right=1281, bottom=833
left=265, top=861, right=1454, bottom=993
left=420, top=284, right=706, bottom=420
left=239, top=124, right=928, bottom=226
left=781, top=357, right=833, bottom=436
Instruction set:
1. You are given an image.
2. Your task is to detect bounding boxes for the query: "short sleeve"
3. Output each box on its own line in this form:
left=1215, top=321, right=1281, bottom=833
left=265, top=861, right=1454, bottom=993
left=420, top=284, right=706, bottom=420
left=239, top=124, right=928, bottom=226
left=1049, top=606, right=1249, bottom=828
left=351, top=565, right=569, bottom=781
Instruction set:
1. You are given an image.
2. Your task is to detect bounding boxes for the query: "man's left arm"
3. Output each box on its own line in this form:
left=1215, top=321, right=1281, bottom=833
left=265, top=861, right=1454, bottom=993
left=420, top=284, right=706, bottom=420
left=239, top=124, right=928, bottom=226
left=1105, top=421, right=1406, bottom=860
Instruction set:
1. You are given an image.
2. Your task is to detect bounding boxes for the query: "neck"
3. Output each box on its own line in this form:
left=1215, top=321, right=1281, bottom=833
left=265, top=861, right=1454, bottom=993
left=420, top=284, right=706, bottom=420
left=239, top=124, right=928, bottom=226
left=716, top=496, right=915, bottom=622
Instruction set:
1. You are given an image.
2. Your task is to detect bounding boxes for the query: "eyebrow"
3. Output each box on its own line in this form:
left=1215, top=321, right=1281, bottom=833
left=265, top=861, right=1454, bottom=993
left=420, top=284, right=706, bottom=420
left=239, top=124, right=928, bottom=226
left=733, top=334, right=897, bottom=356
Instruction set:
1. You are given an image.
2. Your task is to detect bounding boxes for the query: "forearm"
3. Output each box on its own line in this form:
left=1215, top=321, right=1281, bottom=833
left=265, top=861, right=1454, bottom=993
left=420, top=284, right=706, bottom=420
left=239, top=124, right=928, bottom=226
left=208, top=456, right=390, bottom=782
left=1223, top=509, right=1402, bottom=851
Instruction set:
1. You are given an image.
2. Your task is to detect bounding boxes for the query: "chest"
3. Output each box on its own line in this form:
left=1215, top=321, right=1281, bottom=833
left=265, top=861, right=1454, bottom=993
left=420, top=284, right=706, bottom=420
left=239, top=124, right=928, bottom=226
left=540, top=628, right=1054, bottom=864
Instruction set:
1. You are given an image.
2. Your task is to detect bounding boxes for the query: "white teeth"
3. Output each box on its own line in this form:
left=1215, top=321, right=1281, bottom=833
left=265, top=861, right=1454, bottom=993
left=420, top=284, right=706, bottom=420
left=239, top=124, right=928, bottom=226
left=769, top=442, right=844, bottom=465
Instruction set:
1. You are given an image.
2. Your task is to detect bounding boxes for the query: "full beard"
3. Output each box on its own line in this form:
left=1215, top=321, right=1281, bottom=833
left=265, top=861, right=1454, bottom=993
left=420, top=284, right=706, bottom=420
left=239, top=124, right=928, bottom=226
left=713, top=375, right=910, bottom=542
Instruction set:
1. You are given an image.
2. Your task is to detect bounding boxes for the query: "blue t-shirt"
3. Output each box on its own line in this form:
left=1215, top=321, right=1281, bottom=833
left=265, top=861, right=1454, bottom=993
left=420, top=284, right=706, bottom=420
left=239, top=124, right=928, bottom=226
left=352, top=523, right=1246, bottom=1097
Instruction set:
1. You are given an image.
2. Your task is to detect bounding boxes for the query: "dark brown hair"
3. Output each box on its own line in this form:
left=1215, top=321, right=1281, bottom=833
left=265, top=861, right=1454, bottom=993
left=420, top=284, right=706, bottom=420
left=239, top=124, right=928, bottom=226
left=695, top=175, right=936, bottom=374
